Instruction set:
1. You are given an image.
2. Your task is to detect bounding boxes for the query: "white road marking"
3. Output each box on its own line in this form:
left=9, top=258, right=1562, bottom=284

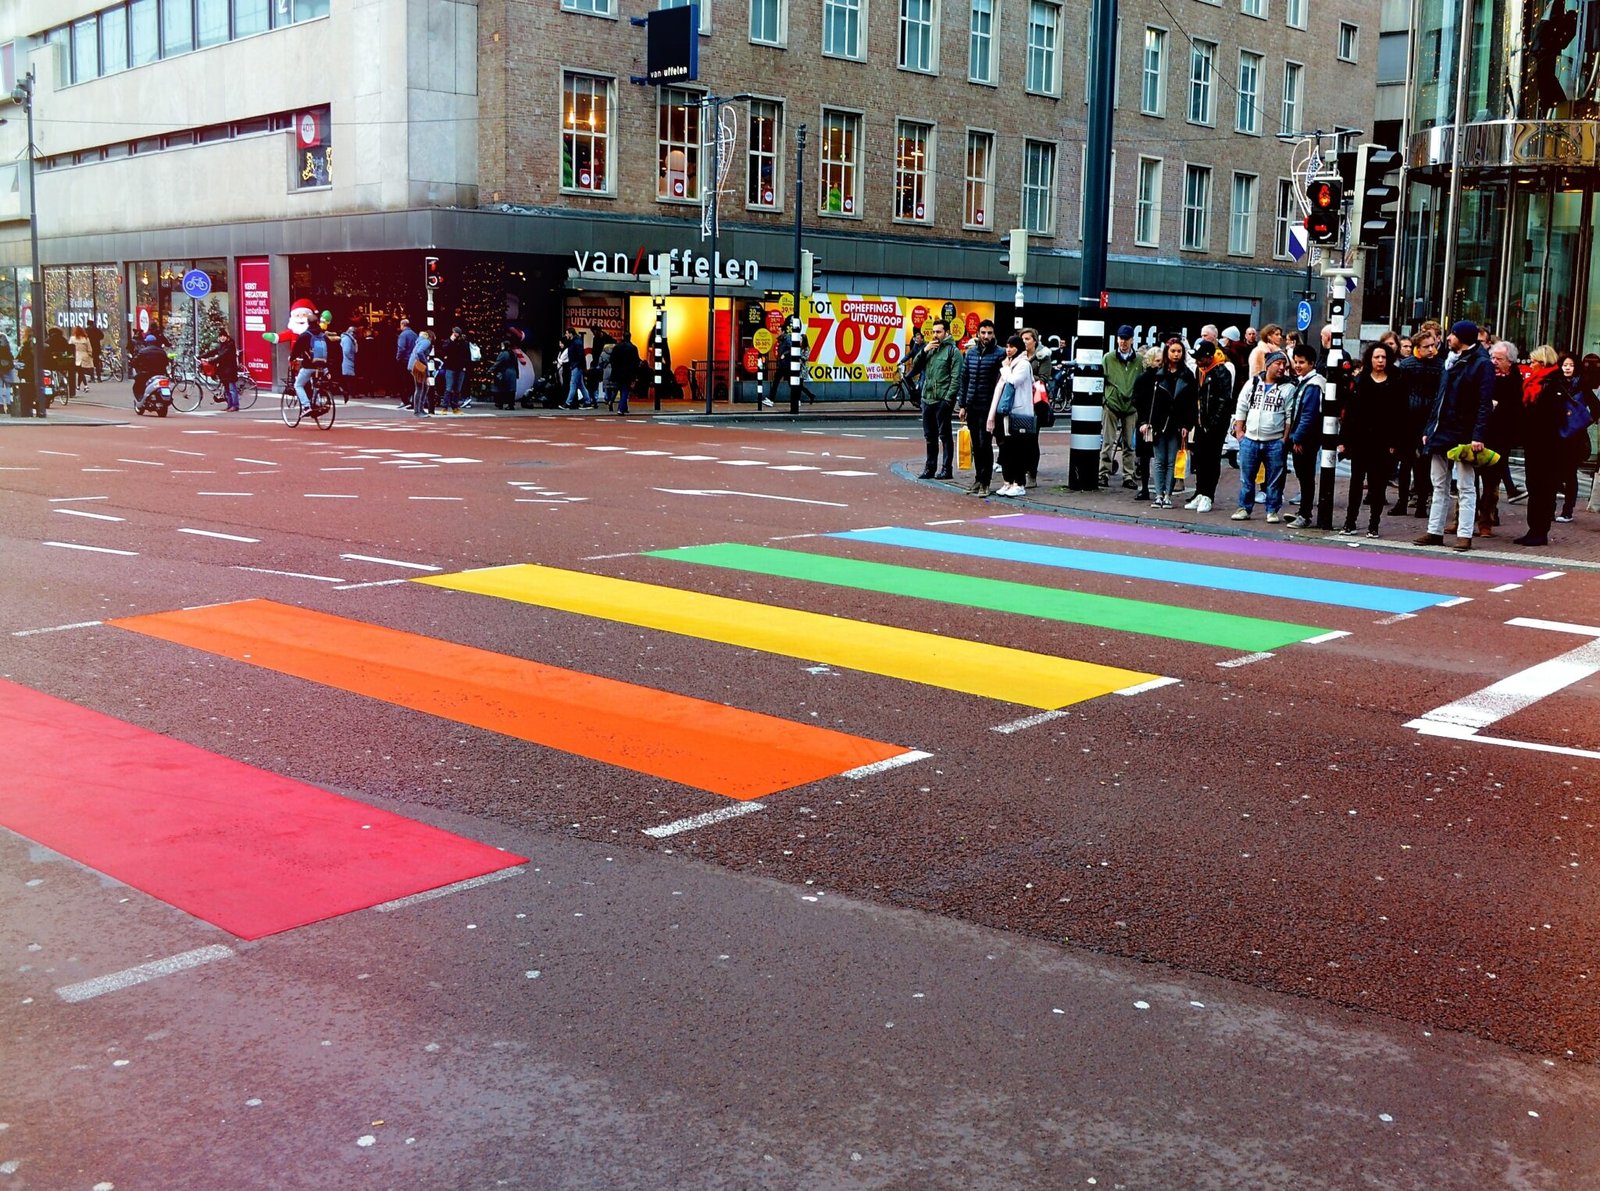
left=627, top=450, right=672, bottom=456
left=1437, top=596, right=1473, bottom=608
left=48, top=495, right=108, bottom=502
left=81, top=468, right=124, bottom=473
left=408, top=496, right=464, bottom=501
left=234, top=457, right=278, bottom=466
left=670, top=455, right=719, bottom=461
left=1506, top=617, right=1600, bottom=637
left=320, top=466, right=364, bottom=472
left=115, top=458, right=164, bottom=467
left=717, top=459, right=771, bottom=467
left=992, top=710, right=1069, bottom=734
left=332, top=578, right=412, bottom=590
left=821, top=470, right=875, bottom=477
left=842, top=750, right=933, bottom=778
left=54, top=508, right=125, bottom=522
left=372, top=866, right=525, bottom=912
left=768, top=465, right=821, bottom=471
left=1373, top=612, right=1418, bottom=625
left=197, top=491, right=254, bottom=497
left=56, top=944, right=235, bottom=1003
left=653, top=488, right=848, bottom=508
left=1408, top=720, right=1600, bottom=760
left=178, top=528, right=261, bottom=543
left=1488, top=583, right=1523, bottom=593
left=12, top=620, right=104, bottom=637
left=1116, top=676, right=1182, bottom=695
left=1303, top=631, right=1352, bottom=644
left=305, top=493, right=360, bottom=499
left=339, top=553, right=443, bottom=571
left=1217, top=652, right=1275, bottom=668
left=586, top=446, right=630, bottom=452
left=926, top=519, right=965, bottom=526
left=232, top=565, right=346, bottom=583
left=165, top=449, right=206, bottom=456
left=643, top=803, right=765, bottom=838
left=1404, top=636, right=1600, bottom=734
left=38, top=449, right=79, bottom=457
left=43, top=542, right=138, bottom=556
left=1532, top=571, right=1565, bottom=581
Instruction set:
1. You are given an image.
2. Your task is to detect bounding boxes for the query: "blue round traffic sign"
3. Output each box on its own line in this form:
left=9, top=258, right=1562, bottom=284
left=181, top=269, right=212, bottom=299
left=1296, top=299, right=1312, bottom=332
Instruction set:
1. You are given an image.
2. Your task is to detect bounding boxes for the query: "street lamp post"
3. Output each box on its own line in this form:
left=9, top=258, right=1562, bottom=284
left=10, top=70, right=43, bottom=419
left=791, top=124, right=806, bottom=416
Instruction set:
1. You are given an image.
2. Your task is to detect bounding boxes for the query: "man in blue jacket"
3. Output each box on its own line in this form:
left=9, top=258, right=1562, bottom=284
left=956, top=319, right=1004, bottom=495
left=1285, top=344, right=1326, bottom=528
left=1415, top=319, right=1496, bottom=552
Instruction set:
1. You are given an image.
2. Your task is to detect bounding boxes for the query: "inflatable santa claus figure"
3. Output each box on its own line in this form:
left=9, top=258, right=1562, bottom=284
left=261, top=298, right=329, bottom=348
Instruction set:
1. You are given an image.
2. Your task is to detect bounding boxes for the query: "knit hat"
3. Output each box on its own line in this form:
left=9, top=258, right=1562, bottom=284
left=1264, top=350, right=1287, bottom=366
left=1221, top=326, right=1241, bottom=343
left=1449, top=319, right=1479, bottom=344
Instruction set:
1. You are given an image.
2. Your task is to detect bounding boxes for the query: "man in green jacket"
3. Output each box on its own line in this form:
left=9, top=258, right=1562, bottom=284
left=1100, top=324, right=1142, bottom=488
left=918, top=319, right=965, bottom=479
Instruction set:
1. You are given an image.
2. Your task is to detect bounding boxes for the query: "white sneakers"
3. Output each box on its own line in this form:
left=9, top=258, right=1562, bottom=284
left=1184, top=494, right=1202, bottom=510
left=1231, top=508, right=1251, bottom=520
left=996, top=482, right=1026, bottom=498
left=1194, top=495, right=1213, bottom=513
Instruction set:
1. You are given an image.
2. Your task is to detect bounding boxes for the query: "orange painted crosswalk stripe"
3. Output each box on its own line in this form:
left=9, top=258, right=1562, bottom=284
left=109, top=599, right=910, bottom=800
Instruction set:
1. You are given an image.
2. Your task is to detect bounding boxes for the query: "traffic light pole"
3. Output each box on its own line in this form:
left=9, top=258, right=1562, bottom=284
left=1071, top=0, right=1117, bottom=492
left=1316, top=268, right=1356, bottom=531
left=790, top=124, right=806, bottom=416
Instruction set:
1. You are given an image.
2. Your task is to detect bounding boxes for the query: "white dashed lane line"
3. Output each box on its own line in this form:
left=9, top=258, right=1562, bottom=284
left=54, top=508, right=125, bottom=522
left=178, top=528, right=261, bottom=543
left=43, top=542, right=138, bottom=556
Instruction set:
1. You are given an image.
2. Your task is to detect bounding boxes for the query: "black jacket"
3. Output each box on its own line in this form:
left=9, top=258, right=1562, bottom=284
left=1424, top=343, right=1495, bottom=451
left=203, top=338, right=239, bottom=383
left=1194, top=363, right=1235, bottom=435
left=1339, top=372, right=1408, bottom=457
left=1147, top=364, right=1198, bottom=436
left=131, top=343, right=169, bottom=388
left=958, top=341, right=1004, bottom=417
left=609, top=338, right=640, bottom=385
left=1394, top=353, right=1443, bottom=437
left=1485, top=369, right=1522, bottom=450
left=440, top=335, right=472, bottom=371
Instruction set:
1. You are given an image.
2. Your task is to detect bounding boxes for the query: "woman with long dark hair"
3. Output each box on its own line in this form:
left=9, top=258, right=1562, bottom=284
left=1141, top=337, right=1197, bottom=509
left=1554, top=353, right=1592, bottom=523
left=986, top=334, right=1037, bottom=498
left=1338, top=341, right=1405, bottom=537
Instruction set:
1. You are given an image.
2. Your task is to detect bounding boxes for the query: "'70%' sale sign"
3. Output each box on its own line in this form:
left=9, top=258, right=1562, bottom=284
left=802, top=294, right=994, bottom=383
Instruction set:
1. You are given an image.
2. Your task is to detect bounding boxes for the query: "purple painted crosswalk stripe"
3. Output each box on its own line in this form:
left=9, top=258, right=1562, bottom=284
left=983, top=514, right=1548, bottom=585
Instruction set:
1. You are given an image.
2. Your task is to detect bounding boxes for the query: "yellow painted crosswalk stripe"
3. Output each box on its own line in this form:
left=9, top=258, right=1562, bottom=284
left=416, top=563, right=1161, bottom=710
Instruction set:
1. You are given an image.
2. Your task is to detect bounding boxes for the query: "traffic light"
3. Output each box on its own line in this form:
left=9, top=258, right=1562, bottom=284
left=999, top=228, right=1029, bottom=276
left=799, top=249, right=822, bottom=293
left=1350, top=143, right=1402, bottom=248
left=425, top=255, right=441, bottom=289
left=1305, top=177, right=1341, bottom=245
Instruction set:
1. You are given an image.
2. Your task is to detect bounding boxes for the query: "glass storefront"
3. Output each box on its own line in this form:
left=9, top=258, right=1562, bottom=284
left=128, top=258, right=227, bottom=357
left=40, top=263, right=125, bottom=375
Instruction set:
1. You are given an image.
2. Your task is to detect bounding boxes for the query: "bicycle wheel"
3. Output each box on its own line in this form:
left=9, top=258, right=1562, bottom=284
left=881, top=381, right=906, bottom=412
left=171, top=378, right=202, bottom=413
left=310, top=397, right=336, bottom=430
left=235, top=375, right=259, bottom=410
left=280, top=391, right=303, bottom=427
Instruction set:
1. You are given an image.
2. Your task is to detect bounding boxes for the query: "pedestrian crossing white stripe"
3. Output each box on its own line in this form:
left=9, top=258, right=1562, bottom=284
left=371, top=866, right=526, bottom=912
left=56, top=945, right=235, bottom=1003
left=841, top=749, right=932, bottom=778
left=991, top=710, right=1069, bottom=734
left=643, top=802, right=765, bottom=838
left=1488, top=583, right=1522, bottom=593
left=1506, top=617, right=1600, bottom=637
left=1116, top=676, right=1181, bottom=695
left=1404, top=637, right=1600, bottom=731
left=1303, top=631, right=1352, bottom=644
left=1217, top=652, right=1274, bottom=668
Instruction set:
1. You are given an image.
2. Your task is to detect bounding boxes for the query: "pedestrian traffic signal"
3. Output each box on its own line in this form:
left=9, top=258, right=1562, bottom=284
left=999, top=228, right=1029, bottom=277
left=1350, top=143, right=1403, bottom=249
left=425, top=256, right=442, bottom=289
left=1305, top=177, right=1341, bottom=245
left=799, top=249, right=822, bottom=293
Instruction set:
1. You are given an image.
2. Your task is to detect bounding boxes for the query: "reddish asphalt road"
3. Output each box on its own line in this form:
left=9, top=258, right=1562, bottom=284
left=2, top=390, right=1598, bottom=1188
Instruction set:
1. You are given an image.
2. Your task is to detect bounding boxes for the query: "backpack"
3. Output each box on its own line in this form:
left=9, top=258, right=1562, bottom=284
left=310, top=330, right=329, bottom=363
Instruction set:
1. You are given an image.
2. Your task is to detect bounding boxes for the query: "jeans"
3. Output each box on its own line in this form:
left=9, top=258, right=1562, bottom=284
left=1151, top=431, right=1184, bottom=498
left=412, top=372, right=431, bottom=415
left=1237, top=436, right=1286, bottom=513
left=922, top=401, right=954, bottom=473
left=441, top=368, right=464, bottom=410
left=222, top=379, right=239, bottom=409
left=566, top=368, right=590, bottom=406
left=1427, top=453, right=1477, bottom=538
left=294, top=367, right=316, bottom=409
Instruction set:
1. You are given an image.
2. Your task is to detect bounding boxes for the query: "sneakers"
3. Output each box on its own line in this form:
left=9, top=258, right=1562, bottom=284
left=1555, top=513, right=1575, bottom=523
left=1122, top=478, right=1137, bottom=489
left=1265, top=512, right=1282, bottom=524
left=1231, top=508, right=1251, bottom=521
left=1337, top=526, right=1357, bottom=536
left=935, top=470, right=953, bottom=480
left=1194, top=496, right=1213, bottom=513
left=1287, top=515, right=1310, bottom=528
left=973, top=485, right=990, bottom=497
left=1413, top=532, right=1445, bottom=545
left=760, top=397, right=775, bottom=407
left=967, top=479, right=985, bottom=493
left=1183, top=494, right=1203, bottom=510
left=997, top=482, right=1025, bottom=497
left=1508, top=491, right=1528, bottom=504
left=1452, top=536, right=1473, bottom=552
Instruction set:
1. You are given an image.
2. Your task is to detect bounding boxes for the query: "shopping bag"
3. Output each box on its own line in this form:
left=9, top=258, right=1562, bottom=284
left=1255, top=461, right=1266, bottom=484
left=957, top=423, right=973, bottom=471
left=1174, top=448, right=1188, bottom=479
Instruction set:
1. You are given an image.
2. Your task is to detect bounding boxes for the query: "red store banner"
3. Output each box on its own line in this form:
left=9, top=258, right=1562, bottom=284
left=237, top=257, right=273, bottom=384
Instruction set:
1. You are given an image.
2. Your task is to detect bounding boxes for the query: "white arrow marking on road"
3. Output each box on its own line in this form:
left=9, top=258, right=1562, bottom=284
left=653, top=488, right=848, bottom=508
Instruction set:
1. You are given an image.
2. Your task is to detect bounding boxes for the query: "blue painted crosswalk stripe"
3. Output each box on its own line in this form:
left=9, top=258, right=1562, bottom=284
left=831, top=527, right=1454, bottom=615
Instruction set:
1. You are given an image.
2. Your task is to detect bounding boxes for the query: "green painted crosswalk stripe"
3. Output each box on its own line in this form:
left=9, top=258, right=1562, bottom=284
left=647, top=542, right=1330, bottom=653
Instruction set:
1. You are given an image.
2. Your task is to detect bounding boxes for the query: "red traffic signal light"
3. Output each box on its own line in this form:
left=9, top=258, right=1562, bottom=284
left=1305, top=177, right=1341, bottom=245
left=425, top=255, right=442, bottom=289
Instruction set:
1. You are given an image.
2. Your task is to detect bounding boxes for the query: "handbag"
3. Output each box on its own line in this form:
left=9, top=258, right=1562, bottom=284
left=1561, top=392, right=1596, bottom=440
left=957, top=423, right=973, bottom=471
left=996, top=381, right=1016, bottom=417
left=1174, top=448, right=1188, bottom=479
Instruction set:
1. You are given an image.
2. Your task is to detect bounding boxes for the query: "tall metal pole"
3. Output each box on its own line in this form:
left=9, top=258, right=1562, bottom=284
left=705, top=101, right=719, bottom=415
left=1439, top=0, right=1475, bottom=324
left=1072, top=0, right=1117, bottom=489
left=791, top=123, right=806, bottom=416
left=12, top=71, right=42, bottom=419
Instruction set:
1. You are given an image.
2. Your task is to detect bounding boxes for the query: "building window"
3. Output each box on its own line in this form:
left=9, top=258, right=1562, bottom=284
left=197, top=0, right=230, bottom=47
left=1188, top=40, right=1215, bottom=125
left=162, top=0, right=194, bottom=55
left=1022, top=139, right=1057, bottom=235
left=130, top=0, right=158, bottom=65
left=1273, top=178, right=1295, bottom=258
left=824, top=0, right=863, bottom=58
left=1241, top=0, right=1265, bottom=16
left=1285, top=0, right=1305, bottom=29
left=1236, top=51, right=1261, bottom=134
left=969, top=0, right=995, bottom=83
left=71, top=16, right=99, bottom=83
left=234, top=0, right=271, bottom=38
left=658, top=87, right=703, bottom=202
left=1282, top=61, right=1303, bottom=133
left=1026, top=1, right=1061, bottom=96
left=562, top=0, right=615, bottom=14
left=292, top=107, right=332, bottom=190
left=964, top=130, right=993, bottom=228
left=894, top=120, right=933, bottom=222
left=900, top=0, right=936, bottom=71
left=1182, top=164, right=1211, bottom=250
left=1229, top=173, right=1257, bottom=255
left=562, top=72, right=614, bottom=195
left=1141, top=27, right=1166, bottom=116
left=100, top=7, right=129, bottom=74
left=659, top=0, right=712, bottom=34
left=1338, top=22, right=1358, bottom=62
left=747, top=99, right=782, bottom=209
left=1135, top=156, right=1161, bottom=246
left=819, top=108, right=861, bottom=215
left=751, top=0, right=784, bottom=44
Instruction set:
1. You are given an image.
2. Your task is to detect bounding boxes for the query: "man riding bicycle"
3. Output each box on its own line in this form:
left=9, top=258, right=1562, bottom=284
left=293, top=321, right=331, bottom=411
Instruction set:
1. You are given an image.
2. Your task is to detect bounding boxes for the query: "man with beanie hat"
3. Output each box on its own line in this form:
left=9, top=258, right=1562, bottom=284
left=1100, top=325, right=1142, bottom=488
left=1415, top=319, right=1495, bottom=551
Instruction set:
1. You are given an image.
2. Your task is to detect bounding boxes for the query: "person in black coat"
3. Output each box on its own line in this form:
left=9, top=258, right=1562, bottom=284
left=1391, top=323, right=1443, bottom=517
left=1516, top=346, right=1568, bottom=545
left=1186, top=340, right=1235, bottom=513
left=1143, top=337, right=1198, bottom=509
left=1338, top=342, right=1408, bottom=537
left=1416, top=320, right=1495, bottom=549
left=955, top=319, right=1004, bottom=495
left=1129, top=346, right=1162, bottom=501
left=201, top=329, right=242, bottom=411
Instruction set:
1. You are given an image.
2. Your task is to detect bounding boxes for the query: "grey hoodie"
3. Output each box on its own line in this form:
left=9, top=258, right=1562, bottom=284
left=1233, top=371, right=1290, bottom=441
